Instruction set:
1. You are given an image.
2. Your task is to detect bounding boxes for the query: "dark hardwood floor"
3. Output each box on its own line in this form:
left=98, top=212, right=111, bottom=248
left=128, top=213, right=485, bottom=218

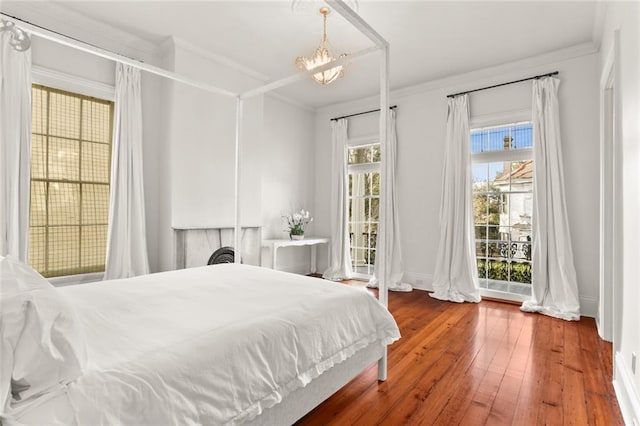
left=296, top=287, right=623, bottom=425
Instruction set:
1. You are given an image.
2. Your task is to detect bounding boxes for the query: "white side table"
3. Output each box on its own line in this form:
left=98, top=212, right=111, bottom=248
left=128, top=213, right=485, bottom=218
left=262, top=237, right=330, bottom=274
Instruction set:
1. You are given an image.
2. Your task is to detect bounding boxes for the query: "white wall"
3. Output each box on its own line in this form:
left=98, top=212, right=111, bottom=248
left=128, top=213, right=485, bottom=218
left=157, top=39, right=316, bottom=273
left=315, top=46, right=600, bottom=316
left=260, top=96, right=316, bottom=273
left=166, top=38, right=264, bottom=230
left=600, top=2, right=640, bottom=424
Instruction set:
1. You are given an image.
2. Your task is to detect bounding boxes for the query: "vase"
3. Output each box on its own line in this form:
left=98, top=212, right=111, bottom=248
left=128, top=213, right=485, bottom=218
left=291, top=234, right=304, bottom=240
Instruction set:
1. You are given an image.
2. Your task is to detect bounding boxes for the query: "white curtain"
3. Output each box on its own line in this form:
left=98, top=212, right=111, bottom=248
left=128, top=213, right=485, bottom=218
left=0, top=29, right=31, bottom=262
left=104, top=63, right=150, bottom=280
left=430, top=95, right=481, bottom=303
left=521, top=77, right=580, bottom=320
left=323, top=119, right=352, bottom=280
left=369, top=110, right=412, bottom=292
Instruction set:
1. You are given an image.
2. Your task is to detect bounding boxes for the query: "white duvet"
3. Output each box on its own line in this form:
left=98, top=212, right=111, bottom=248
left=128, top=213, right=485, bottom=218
left=15, top=264, right=400, bottom=425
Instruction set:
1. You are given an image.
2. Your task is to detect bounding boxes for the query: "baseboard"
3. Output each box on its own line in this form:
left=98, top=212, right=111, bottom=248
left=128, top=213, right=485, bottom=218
left=403, top=272, right=433, bottom=292
left=613, top=351, right=640, bottom=425
left=579, top=295, right=598, bottom=318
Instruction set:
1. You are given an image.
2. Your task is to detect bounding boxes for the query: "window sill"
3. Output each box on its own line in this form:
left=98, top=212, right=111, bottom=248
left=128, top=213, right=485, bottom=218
left=49, top=272, right=104, bottom=287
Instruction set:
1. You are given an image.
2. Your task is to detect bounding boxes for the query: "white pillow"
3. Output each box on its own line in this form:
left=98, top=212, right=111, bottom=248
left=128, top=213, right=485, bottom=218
left=0, top=255, right=87, bottom=413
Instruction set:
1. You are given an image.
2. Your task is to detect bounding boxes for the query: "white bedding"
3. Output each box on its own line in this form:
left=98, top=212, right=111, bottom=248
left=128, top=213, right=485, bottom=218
left=13, top=264, right=400, bottom=425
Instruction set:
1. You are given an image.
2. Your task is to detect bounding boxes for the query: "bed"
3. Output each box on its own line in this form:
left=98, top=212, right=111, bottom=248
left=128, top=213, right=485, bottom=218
left=1, top=2, right=396, bottom=423
left=1, top=256, right=400, bottom=425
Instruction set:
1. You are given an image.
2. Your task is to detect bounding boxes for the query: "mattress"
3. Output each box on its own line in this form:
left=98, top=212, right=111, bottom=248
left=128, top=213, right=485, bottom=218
left=13, top=264, right=400, bottom=425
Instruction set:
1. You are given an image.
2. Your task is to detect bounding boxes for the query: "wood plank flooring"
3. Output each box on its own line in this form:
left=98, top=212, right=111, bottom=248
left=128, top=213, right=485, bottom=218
left=296, top=287, right=623, bottom=426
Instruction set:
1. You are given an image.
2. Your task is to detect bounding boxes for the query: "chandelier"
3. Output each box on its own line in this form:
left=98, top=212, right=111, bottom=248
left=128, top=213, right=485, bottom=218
left=295, top=7, right=347, bottom=85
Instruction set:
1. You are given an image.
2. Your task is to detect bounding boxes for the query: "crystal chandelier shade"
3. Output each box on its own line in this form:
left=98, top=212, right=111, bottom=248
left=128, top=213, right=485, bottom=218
left=295, top=7, right=347, bottom=85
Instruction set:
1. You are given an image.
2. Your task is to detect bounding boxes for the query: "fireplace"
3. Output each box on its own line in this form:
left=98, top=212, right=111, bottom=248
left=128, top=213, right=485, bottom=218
left=174, top=227, right=261, bottom=269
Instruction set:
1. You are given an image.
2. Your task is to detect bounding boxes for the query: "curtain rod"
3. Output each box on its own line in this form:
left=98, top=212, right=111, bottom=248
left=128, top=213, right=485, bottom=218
left=1, top=12, right=139, bottom=61
left=330, top=105, right=397, bottom=121
left=0, top=12, right=238, bottom=98
left=446, top=71, right=559, bottom=98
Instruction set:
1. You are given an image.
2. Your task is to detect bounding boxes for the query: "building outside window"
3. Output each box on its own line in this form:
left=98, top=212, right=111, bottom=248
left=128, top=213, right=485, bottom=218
left=471, top=122, right=533, bottom=296
left=347, top=142, right=379, bottom=278
left=29, top=84, right=114, bottom=278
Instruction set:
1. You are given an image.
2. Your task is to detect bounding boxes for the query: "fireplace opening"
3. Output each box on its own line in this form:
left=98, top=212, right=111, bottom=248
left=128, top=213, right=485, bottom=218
left=207, top=246, right=236, bottom=265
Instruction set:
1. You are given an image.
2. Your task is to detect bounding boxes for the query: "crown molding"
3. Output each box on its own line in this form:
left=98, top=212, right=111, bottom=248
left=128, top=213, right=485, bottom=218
left=392, top=41, right=600, bottom=100
left=317, top=41, right=600, bottom=116
left=1, top=1, right=159, bottom=61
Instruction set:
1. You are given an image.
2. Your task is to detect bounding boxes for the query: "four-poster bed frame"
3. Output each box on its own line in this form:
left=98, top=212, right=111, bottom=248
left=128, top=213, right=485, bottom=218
left=1, top=1, right=394, bottom=422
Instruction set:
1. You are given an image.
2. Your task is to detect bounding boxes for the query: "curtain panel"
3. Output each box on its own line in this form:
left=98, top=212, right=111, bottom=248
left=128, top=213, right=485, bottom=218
left=104, top=63, right=150, bottom=280
left=521, top=77, right=580, bottom=320
left=369, top=110, right=411, bottom=292
left=323, top=119, right=352, bottom=281
left=0, top=30, right=31, bottom=262
left=430, top=95, right=481, bottom=303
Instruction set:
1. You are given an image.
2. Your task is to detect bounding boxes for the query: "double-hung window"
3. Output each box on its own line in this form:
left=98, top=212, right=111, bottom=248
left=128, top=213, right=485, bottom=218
left=347, top=141, right=380, bottom=278
left=29, top=84, right=114, bottom=278
left=471, top=122, right=533, bottom=297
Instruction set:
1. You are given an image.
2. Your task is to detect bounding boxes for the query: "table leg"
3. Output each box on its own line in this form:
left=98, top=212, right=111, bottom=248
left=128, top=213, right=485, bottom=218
left=272, top=245, right=278, bottom=270
left=310, top=245, right=317, bottom=274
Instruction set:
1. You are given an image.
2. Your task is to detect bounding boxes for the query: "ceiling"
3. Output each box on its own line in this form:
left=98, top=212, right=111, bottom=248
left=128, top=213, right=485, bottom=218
left=3, top=1, right=600, bottom=108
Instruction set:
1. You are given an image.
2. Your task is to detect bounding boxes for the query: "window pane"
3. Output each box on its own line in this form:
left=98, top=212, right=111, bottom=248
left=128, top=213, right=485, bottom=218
left=370, top=198, right=379, bottom=222
left=48, top=226, right=80, bottom=275
left=471, top=122, right=533, bottom=153
left=487, top=162, right=507, bottom=187
left=352, top=173, right=365, bottom=197
left=29, top=227, right=46, bottom=272
left=81, top=142, right=111, bottom=183
left=477, top=258, right=487, bottom=279
left=369, top=222, right=378, bottom=235
left=473, top=194, right=488, bottom=225
left=372, top=172, right=380, bottom=196
left=81, top=225, right=107, bottom=270
left=474, top=226, right=487, bottom=240
left=32, top=86, right=48, bottom=134
left=470, top=130, right=487, bottom=153
left=348, top=147, right=370, bottom=165
left=48, top=137, right=80, bottom=181
left=363, top=198, right=370, bottom=222
left=31, top=135, right=47, bottom=179
left=48, top=183, right=80, bottom=225
left=82, top=100, right=112, bottom=143
left=511, top=123, right=533, bottom=149
left=364, top=173, right=372, bottom=196
left=372, top=145, right=380, bottom=162
left=472, top=163, right=488, bottom=187
left=348, top=174, right=353, bottom=197
left=509, top=160, right=534, bottom=191
left=82, top=184, right=110, bottom=225
left=487, top=126, right=510, bottom=151
left=30, top=181, right=47, bottom=227
left=49, top=92, right=81, bottom=139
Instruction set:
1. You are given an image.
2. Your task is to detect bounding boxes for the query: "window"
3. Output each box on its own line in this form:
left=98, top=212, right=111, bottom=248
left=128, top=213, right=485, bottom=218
left=471, top=122, right=533, bottom=296
left=348, top=143, right=380, bottom=278
left=29, top=84, right=114, bottom=277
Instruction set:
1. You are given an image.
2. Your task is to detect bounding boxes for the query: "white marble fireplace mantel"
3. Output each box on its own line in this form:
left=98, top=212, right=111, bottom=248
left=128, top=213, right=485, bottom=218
left=173, top=226, right=261, bottom=269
